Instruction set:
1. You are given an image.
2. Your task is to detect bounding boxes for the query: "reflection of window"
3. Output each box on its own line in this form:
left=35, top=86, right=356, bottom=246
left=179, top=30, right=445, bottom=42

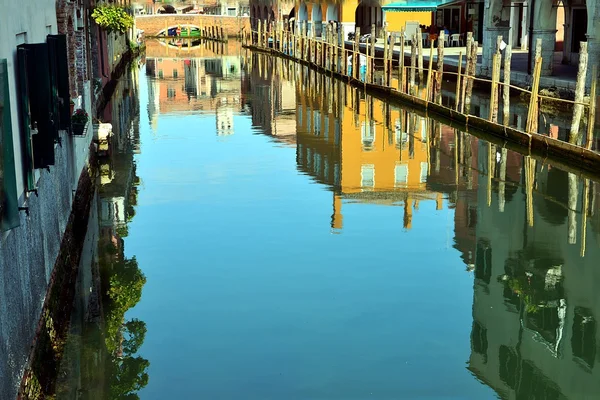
left=467, top=206, right=477, bottom=228
left=420, top=162, right=428, bottom=183
left=471, top=320, right=488, bottom=362
left=395, top=165, right=408, bottom=187
left=324, top=115, right=329, bottom=139
left=323, top=156, right=329, bottom=180
left=395, top=118, right=407, bottom=148
left=334, top=163, right=340, bottom=187
left=307, top=107, right=311, bottom=133
left=420, top=118, right=427, bottom=142
left=173, top=69, right=178, bottom=78
left=572, top=307, right=596, bottom=369
left=499, top=346, right=518, bottom=389
left=361, top=165, right=375, bottom=188
left=314, top=111, right=321, bottom=135
left=521, top=360, right=563, bottom=399
left=334, top=119, right=341, bottom=145
left=313, top=153, right=321, bottom=175
left=361, top=121, right=375, bottom=150
left=167, top=87, right=176, bottom=98
left=297, top=144, right=303, bottom=163
left=525, top=306, right=561, bottom=347
left=297, top=105, right=302, bottom=126
left=475, top=239, right=492, bottom=284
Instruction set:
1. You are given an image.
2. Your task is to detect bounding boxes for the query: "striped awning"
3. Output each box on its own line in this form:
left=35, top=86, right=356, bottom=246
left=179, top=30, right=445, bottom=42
left=382, top=1, right=447, bottom=12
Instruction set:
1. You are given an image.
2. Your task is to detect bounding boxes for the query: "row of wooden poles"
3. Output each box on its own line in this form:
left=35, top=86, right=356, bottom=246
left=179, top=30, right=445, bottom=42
left=161, top=23, right=228, bottom=41
left=243, top=19, right=598, bottom=149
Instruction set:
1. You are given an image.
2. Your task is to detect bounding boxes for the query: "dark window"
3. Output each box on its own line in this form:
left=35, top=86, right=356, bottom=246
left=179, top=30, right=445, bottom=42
left=475, top=239, right=492, bottom=284
left=499, top=345, right=518, bottom=389
left=572, top=307, right=596, bottom=369
left=471, top=320, right=488, bottom=362
left=17, top=43, right=55, bottom=174
left=467, top=206, right=477, bottom=228
left=167, top=87, right=176, bottom=98
left=173, top=69, right=178, bottom=78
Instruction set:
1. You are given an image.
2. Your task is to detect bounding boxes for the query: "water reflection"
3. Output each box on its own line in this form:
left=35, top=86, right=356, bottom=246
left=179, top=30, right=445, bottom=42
left=56, top=62, right=149, bottom=399
left=244, top=51, right=600, bottom=398
left=57, top=42, right=600, bottom=398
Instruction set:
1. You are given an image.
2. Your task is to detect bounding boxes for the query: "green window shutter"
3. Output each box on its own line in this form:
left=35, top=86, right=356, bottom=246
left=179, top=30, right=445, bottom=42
left=16, top=46, right=35, bottom=191
left=47, top=35, right=71, bottom=131
left=0, top=59, right=20, bottom=231
left=17, top=43, right=55, bottom=171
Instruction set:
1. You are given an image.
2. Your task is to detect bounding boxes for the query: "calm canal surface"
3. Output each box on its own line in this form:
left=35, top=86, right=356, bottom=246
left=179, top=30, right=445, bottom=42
left=60, top=41, right=600, bottom=399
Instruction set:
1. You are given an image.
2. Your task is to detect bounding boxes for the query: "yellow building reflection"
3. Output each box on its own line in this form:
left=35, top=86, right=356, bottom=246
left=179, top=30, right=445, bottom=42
left=294, top=68, right=442, bottom=230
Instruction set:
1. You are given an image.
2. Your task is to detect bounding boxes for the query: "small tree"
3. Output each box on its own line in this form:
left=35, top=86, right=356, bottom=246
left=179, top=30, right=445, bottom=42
left=92, top=5, right=134, bottom=34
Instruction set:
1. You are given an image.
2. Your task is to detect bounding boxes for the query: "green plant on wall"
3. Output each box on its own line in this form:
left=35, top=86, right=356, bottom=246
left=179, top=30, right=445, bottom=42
left=92, top=5, right=134, bottom=34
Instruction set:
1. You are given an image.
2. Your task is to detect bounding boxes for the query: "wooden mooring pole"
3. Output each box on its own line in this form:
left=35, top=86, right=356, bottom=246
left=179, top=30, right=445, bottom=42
left=435, top=31, right=445, bottom=105
left=502, top=44, right=512, bottom=126
left=454, top=52, right=462, bottom=111
left=460, top=32, right=473, bottom=114
left=399, top=28, right=405, bottom=93
left=586, top=65, right=597, bottom=149
left=417, top=29, right=424, bottom=83
left=526, top=39, right=543, bottom=134
left=410, top=34, right=417, bottom=95
left=569, top=41, right=588, bottom=144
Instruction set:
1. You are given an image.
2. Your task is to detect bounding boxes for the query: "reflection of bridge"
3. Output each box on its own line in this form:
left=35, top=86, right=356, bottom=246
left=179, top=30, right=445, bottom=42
left=135, top=15, right=250, bottom=38
left=145, top=39, right=241, bottom=59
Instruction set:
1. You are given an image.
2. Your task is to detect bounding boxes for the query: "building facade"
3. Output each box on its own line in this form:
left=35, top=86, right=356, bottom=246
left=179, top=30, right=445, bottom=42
left=0, top=1, right=136, bottom=398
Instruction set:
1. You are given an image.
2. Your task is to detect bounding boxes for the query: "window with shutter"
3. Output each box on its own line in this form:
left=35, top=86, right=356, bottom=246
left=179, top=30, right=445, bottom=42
left=17, top=43, right=56, bottom=174
left=47, top=35, right=71, bottom=131
left=0, top=59, right=20, bottom=231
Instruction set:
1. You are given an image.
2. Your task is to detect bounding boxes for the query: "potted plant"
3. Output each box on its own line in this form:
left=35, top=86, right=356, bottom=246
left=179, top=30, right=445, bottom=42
left=71, top=109, right=89, bottom=136
left=69, top=99, right=75, bottom=115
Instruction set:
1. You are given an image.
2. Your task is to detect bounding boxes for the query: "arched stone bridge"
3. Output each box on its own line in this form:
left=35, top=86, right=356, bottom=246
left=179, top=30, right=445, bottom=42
left=136, top=15, right=250, bottom=38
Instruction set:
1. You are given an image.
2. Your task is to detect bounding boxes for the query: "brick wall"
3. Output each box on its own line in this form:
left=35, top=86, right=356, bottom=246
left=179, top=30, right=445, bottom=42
left=136, top=15, right=250, bottom=37
left=75, top=30, right=87, bottom=95
left=56, top=0, right=77, bottom=96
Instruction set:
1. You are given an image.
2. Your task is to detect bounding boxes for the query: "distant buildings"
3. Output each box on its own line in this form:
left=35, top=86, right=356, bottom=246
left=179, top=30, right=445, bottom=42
left=249, top=0, right=599, bottom=85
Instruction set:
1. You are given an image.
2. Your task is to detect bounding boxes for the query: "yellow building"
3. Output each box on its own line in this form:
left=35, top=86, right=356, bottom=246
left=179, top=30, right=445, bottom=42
left=251, top=0, right=438, bottom=41
left=294, top=70, right=442, bottom=230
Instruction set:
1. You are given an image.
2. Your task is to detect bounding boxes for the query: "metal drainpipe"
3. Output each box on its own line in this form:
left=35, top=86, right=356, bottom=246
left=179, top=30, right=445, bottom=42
left=527, top=0, right=535, bottom=74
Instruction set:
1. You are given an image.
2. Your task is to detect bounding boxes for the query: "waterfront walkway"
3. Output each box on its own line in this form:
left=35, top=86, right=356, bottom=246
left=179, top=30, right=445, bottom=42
left=356, top=42, right=579, bottom=91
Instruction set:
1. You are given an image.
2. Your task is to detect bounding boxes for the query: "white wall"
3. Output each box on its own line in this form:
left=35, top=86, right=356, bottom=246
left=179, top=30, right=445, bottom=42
left=0, top=0, right=57, bottom=202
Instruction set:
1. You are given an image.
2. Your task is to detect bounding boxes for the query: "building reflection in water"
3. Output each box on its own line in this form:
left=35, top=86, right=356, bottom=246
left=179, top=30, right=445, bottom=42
left=145, top=39, right=243, bottom=136
left=133, top=41, right=600, bottom=399
left=246, top=51, right=600, bottom=399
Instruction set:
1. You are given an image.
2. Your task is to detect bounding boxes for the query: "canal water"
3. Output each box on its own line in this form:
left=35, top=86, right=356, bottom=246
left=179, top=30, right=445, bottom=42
left=52, top=41, right=600, bottom=399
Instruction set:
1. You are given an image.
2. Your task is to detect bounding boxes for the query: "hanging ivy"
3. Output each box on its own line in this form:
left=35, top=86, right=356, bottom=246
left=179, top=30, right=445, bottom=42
left=92, top=5, right=134, bottom=34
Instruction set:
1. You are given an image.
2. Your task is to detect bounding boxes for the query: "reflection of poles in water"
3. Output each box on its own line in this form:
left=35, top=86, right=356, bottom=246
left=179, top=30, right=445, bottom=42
left=498, top=147, right=507, bottom=212
left=524, top=156, right=535, bottom=227
left=409, top=113, right=417, bottom=159
left=403, top=194, right=413, bottom=229
left=568, top=172, right=578, bottom=244
left=435, top=122, right=441, bottom=174
left=487, top=143, right=493, bottom=207
left=466, top=134, right=473, bottom=190
left=581, top=179, right=589, bottom=257
left=331, top=193, right=343, bottom=230
left=454, top=129, right=459, bottom=186
left=386, top=103, right=393, bottom=147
